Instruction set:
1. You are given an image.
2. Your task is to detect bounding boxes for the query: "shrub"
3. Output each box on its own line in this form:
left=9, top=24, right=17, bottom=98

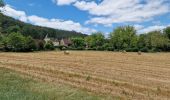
left=125, top=47, right=138, bottom=52
left=44, top=41, right=55, bottom=50
left=1, top=32, right=37, bottom=52
left=140, top=47, right=149, bottom=52
left=148, top=48, right=160, bottom=53
left=36, top=40, right=45, bottom=51
left=25, top=36, right=37, bottom=51
left=106, top=47, right=114, bottom=51
left=96, top=46, right=104, bottom=51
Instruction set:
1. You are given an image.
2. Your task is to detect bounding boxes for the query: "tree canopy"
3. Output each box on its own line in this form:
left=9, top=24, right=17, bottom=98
left=110, top=26, right=138, bottom=50
left=85, top=32, right=105, bottom=48
left=1, top=32, right=37, bottom=52
left=164, top=27, right=170, bottom=40
left=0, top=13, right=87, bottom=39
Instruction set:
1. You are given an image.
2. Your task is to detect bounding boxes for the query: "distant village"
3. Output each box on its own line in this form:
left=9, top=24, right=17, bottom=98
left=44, top=34, right=72, bottom=47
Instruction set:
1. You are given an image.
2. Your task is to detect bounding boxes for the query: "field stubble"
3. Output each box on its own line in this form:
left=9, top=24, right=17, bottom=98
left=0, top=51, right=170, bottom=99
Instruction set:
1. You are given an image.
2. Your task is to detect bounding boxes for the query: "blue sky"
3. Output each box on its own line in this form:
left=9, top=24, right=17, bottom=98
left=1, top=0, right=170, bottom=35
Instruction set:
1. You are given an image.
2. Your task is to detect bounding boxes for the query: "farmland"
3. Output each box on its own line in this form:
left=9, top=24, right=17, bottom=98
left=0, top=51, right=170, bottom=100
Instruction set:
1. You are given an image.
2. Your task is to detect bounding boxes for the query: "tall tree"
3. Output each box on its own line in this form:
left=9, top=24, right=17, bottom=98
left=164, top=27, right=170, bottom=40
left=25, top=36, right=37, bottom=51
left=85, top=32, right=105, bottom=48
left=7, top=25, right=21, bottom=33
left=137, top=34, right=148, bottom=51
left=6, top=32, right=26, bottom=51
left=110, top=26, right=137, bottom=50
left=145, top=31, right=170, bottom=51
left=71, top=37, right=85, bottom=48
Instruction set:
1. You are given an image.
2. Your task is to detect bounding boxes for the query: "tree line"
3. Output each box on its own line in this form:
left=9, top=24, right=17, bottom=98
left=0, top=32, right=57, bottom=52
left=0, top=26, right=170, bottom=52
left=70, top=26, right=170, bottom=52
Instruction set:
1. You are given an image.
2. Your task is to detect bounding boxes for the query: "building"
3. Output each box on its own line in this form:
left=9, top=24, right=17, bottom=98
left=44, top=34, right=50, bottom=43
left=60, top=38, right=72, bottom=47
left=44, top=34, right=72, bottom=47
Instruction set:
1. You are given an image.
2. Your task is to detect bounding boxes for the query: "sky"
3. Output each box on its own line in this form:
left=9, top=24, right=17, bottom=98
left=0, top=0, right=170, bottom=36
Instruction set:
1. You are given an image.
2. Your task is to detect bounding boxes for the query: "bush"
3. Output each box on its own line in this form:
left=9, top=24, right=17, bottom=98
left=25, top=36, right=37, bottom=51
left=1, top=32, right=37, bottom=52
left=69, top=47, right=85, bottom=50
left=149, top=48, right=161, bottom=53
left=56, top=45, right=68, bottom=50
left=44, top=41, right=55, bottom=50
left=140, top=47, right=149, bottom=52
left=107, top=47, right=114, bottom=51
left=35, top=40, right=45, bottom=51
left=96, top=46, right=104, bottom=51
left=125, top=47, right=139, bottom=52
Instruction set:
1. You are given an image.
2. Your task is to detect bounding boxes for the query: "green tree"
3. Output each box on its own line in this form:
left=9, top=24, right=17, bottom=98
left=7, top=32, right=26, bottom=51
left=7, top=25, right=21, bottom=33
left=145, top=31, right=170, bottom=51
left=1, top=32, right=37, bottom=52
left=25, top=36, right=37, bottom=51
left=35, top=40, right=45, bottom=51
left=71, top=37, right=85, bottom=49
left=0, top=33, right=3, bottom=48
left=85, top=32, right=105, bottom=49
left=44, top=41, right=55, bottom=50
left=110, top=26, right=138, bottom=51
left=164, top=27, right=170, bottom=39
left=137, top=34, right=149, bottom=52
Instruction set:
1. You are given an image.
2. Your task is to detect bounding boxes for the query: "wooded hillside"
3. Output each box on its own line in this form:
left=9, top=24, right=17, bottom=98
left=0, top=13, right=87, bottom=39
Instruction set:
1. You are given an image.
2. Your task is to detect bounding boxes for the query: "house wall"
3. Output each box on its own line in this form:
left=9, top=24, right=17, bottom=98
left=44, top=38, right=50, bottom=43
left=60, top=39, right=66, bottom=46
left=53, top=41, right=60, bottom=46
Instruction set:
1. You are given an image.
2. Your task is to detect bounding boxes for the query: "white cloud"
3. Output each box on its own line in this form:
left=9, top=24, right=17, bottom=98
left=85, top=0, right=169, bottom=26
left=0, top=5, right=28, bottom=22
left=138, top=25, right=166, bottom=33
left=54, top=0, right=170, bottom=26
left=134, top=24, right=144, bottom=30
left=27, top=15, right=96, bottom=34
left=52, top=0, right=77, bottom=5
left=0, top=5, right=96, bottom=34
left=135, top=24, right=170, bottom=34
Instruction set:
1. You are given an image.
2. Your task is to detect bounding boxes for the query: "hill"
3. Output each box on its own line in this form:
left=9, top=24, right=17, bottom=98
left=0, top=13, right=87, bottom=39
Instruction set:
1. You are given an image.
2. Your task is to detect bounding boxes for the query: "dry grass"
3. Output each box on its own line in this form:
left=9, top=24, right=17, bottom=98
left=0, top=51, right=170, bottom=100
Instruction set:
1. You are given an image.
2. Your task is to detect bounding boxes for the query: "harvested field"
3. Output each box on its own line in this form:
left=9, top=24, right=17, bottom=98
left=0, top=51, right=170, bottom=99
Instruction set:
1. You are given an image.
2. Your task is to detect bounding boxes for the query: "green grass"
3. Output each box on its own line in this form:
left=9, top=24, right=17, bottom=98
left=0, top=68, right=115, bottom=100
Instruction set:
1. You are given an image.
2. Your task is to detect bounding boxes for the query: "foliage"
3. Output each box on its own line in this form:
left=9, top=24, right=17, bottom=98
left=164, top=27, right=170, bottom=39
left=25, top=36, right=37, bottom=51
left=4, top=32, right=26, bottom=51
left=44, top=41, right=55, bottom=50
left=35, top=40, right=45, bottom=51
left=0, top=13, right=87, bottom=39
left=7, top=25, right=21, bottom=33
left=110, top=26, right=138, bottom=50
left=1, top=32, right=37, bottom=52
left=145, top=31, right=170, bottom=51
left=71, top=37, right=85, bottom=49
left=85, top=32, right=105, bottom=49
left=68, top=26, right=170, bottom=52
